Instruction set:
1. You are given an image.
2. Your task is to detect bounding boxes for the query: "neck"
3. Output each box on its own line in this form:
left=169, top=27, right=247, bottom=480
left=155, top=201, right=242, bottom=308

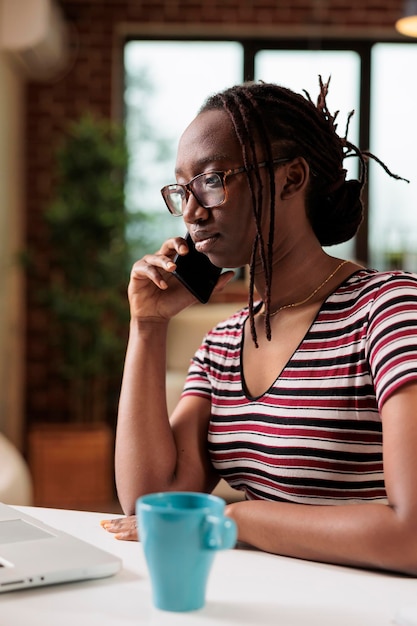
left=266, top=259, right=349, bottom=317
left=253, top=242, right=333, bottom=310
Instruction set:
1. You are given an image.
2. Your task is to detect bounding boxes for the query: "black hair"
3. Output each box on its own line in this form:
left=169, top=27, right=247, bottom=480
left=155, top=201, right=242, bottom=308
left=199, top=76, right=409, bottom=346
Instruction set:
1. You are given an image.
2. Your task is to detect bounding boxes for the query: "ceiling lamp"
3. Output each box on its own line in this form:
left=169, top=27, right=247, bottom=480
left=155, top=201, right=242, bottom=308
left=396, top=0, right=417, bottom=37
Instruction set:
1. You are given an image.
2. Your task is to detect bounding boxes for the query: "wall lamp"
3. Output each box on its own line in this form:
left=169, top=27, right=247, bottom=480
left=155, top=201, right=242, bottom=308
left=395, top=0, right=417, bottom=37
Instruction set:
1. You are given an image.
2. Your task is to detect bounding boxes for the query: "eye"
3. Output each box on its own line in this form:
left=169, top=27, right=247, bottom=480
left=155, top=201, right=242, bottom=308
left=175, top=185, right=187, bottom=197
left=201, top=172, right=223, bottom=189
left=167, top=184, right=186, bottom=198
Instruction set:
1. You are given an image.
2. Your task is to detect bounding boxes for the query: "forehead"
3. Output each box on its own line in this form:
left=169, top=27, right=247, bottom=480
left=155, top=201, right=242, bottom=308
left=176, top=109, right=241, bottom=174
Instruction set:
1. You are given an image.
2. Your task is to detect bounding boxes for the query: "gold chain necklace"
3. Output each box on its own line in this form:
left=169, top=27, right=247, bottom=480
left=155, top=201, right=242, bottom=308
left=264, top=260, right=349, bottom=318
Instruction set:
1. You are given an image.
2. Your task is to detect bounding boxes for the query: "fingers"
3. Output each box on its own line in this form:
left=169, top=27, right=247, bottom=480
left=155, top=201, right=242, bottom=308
left=100, top=515, right=139, bottom=542
left=158, top=236, right=189, bottom=257
left=130, top=256, right=175, bottom=291
left=129, top=237, right=189, bottom=291
left=213, top=270, right=236, bottom=294
left=127, top=235, right=232, bottom=318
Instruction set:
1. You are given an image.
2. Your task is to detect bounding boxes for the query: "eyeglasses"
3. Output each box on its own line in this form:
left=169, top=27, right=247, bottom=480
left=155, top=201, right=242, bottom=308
left=160, top=158, right=290, bottom=217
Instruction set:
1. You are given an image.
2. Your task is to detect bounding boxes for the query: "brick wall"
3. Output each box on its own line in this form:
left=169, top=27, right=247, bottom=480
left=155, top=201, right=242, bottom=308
left=24, top=0, right=406, bottom=428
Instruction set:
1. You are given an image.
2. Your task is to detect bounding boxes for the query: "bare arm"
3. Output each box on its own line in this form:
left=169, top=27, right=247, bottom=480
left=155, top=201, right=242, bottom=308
left=115, top=317, right=174, bottom=513
left=115, top=321, right=219, bottom=512
left=114, top=236, right=233, bottom=514
left=226, top=383, right=417, bottom=575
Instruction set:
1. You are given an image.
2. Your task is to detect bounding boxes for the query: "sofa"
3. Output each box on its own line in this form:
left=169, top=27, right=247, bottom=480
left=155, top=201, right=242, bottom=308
left=0, top=433, right=33, bottom=505
left=166, top=302, right=245, bottom=503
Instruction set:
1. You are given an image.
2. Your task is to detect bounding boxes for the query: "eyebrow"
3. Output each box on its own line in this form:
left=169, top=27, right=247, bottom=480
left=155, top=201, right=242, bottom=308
left=175, top=153, right=231, bottom=176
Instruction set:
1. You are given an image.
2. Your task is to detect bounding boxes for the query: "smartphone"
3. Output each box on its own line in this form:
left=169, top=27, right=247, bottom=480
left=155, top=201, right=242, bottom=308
left=173, top=233, right=222, bottom=303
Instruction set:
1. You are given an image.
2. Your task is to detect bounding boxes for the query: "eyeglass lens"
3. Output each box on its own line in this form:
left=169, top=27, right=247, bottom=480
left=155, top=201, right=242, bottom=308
left=164, top=172, right=225, bottom=215
left=163, top=185, right=185, bottom=215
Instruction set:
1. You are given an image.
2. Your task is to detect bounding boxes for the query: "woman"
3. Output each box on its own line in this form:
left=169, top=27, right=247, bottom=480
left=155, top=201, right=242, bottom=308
left=102, top=78, right=417, bottom=575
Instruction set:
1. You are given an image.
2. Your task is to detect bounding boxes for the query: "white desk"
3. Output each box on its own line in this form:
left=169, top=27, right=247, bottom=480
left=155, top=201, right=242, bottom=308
left=1, top=506, right=416, bottom=626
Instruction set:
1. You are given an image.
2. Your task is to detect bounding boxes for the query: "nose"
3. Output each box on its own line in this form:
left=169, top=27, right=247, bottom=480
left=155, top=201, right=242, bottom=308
left=182, top=192, right=209, bottom=224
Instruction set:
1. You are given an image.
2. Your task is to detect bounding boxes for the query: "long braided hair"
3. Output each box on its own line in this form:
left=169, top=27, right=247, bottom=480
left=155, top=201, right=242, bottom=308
left=199, top=77, right=409, bottom=347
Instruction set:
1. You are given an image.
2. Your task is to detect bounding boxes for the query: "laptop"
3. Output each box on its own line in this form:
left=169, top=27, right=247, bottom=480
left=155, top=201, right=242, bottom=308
left=0, top=502, right=122, bottom=593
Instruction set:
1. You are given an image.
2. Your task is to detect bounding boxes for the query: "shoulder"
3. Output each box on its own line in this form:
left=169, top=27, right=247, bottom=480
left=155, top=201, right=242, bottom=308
left=205, top=303, right=251, bottom=328
left=342, top=269, right=417, bottom=327
left=322, top=269, right=417, bottom=322
left=190, top=304, right=249, bottom=368
left=339, top=268, right=417, bottom=299
left=205, top=304, right=250, bottom=340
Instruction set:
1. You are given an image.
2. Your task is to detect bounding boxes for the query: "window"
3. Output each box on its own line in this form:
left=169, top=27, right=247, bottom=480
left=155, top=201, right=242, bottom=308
left=124, top=41, right=243, bottom=256
left=369, top=43, right=417, bottom=271
left=124, top=39, right=416, bottom=267
left=254, top=49, right=360, bottom=260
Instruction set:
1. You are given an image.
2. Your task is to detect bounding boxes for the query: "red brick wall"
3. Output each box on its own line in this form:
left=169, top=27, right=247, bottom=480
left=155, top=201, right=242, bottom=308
left=24, top=0, right=406, bottom=428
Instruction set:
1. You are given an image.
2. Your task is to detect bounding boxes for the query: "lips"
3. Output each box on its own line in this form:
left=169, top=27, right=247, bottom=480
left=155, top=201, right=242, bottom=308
left=193, top=232, right=219, bottom=254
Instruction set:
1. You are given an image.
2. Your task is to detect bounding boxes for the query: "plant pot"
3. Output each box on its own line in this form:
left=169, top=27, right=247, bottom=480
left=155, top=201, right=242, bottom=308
left=28, top=423, right=115, bottom=511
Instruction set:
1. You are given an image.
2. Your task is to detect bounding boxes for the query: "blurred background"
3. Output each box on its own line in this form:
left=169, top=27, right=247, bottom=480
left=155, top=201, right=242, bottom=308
left=0, top=0, right=416, bottom=511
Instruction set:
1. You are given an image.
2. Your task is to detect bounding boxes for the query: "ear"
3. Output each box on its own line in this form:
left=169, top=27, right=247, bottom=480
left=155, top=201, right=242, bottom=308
left=280, top=157, right=310, bottom=200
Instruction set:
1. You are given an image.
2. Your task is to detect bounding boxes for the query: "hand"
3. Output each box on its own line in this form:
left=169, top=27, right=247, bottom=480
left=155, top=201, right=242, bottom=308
left=128, top=236, right=234, bottom=321
left=127, top=236, right=196, bottom=321
left=100, top=515, right=139, bottom=541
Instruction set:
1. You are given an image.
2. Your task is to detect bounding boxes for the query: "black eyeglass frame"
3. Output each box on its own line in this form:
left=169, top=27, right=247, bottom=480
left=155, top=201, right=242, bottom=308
left=160, top=157, right=290, bottom=216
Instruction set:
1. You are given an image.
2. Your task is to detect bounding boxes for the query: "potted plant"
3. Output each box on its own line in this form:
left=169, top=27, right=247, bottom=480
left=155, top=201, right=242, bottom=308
left=28, top=113, right=132, bottom=510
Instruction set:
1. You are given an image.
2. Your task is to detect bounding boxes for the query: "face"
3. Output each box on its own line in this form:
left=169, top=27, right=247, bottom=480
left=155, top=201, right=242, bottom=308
left=174, top=109, right=257, bottom=269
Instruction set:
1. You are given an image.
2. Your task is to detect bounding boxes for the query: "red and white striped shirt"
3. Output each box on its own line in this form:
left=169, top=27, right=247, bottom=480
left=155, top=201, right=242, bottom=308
left=182, top=270, right=417, bottom=504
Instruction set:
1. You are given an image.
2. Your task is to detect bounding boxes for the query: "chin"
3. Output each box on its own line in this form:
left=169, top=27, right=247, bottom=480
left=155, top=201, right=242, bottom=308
left=209, top=254, right=247, bottom=270
left=206, top=237, right=252, bottom=269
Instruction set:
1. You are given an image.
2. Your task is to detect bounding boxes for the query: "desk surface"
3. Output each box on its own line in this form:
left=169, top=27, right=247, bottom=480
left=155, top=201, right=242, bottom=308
left=1, top=506, right=416, bottom=626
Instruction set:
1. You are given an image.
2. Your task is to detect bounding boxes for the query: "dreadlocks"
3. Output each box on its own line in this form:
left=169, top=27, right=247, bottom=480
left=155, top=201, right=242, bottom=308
left=199, top=76, right=409, bottom=347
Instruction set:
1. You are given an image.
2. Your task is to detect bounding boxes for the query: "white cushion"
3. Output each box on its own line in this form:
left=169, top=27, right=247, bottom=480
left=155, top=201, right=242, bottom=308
left=0, top=433, right=33, bottom=505
left=166, top=303, right=245, bottom=503
left=167, top=303, right=241, bottom=372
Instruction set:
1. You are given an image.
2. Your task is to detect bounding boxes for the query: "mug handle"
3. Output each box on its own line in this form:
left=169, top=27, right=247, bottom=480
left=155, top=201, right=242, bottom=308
left=203, top=515, right=237, bottom=550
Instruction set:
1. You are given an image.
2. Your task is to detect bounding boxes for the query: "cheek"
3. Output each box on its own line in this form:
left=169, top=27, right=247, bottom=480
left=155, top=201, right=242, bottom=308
left=218, top=216, right=257, bottom=267
left=220, top=196, right=253, bottom=232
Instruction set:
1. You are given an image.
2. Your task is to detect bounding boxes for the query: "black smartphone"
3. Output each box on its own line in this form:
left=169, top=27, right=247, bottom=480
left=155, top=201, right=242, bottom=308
left=173, top=233, right=222, bottom=303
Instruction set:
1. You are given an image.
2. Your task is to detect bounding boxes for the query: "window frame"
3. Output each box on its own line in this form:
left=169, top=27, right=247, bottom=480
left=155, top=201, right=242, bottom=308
left=123, top=35, right=413, bottom=265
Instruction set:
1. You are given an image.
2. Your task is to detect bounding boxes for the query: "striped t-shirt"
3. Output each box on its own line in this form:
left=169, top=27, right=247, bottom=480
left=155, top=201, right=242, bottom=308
left=182, top=270, right=417, bottom=505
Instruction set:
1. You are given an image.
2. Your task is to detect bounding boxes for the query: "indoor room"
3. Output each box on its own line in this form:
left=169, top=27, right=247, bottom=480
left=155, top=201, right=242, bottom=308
left=1, top=0, right=417, bottom=622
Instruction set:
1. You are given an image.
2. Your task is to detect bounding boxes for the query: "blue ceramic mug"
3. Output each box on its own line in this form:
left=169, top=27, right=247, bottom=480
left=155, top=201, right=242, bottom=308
left=136, top=491, right=237, bottom=612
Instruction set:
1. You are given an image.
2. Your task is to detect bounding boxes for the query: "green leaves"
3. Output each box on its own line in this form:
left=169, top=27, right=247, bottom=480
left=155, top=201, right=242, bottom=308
left=43, top=113, right=131, bottom=423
